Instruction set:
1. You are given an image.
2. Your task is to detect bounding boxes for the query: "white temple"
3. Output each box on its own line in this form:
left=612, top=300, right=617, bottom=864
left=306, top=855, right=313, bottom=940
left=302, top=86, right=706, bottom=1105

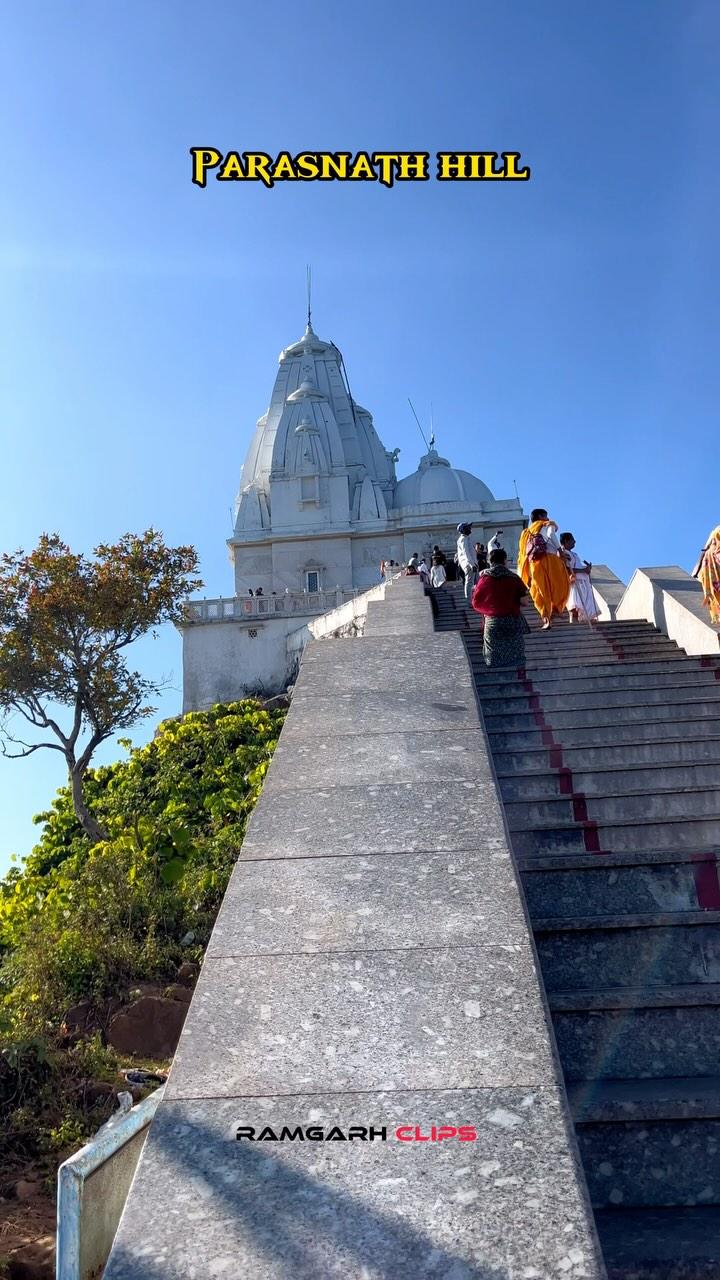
left=180, top=318, right=525, bottom=709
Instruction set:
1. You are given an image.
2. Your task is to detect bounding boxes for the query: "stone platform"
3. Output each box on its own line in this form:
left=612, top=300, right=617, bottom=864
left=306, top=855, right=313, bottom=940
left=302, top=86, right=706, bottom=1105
left=104, top=576, right=604, bottom=1280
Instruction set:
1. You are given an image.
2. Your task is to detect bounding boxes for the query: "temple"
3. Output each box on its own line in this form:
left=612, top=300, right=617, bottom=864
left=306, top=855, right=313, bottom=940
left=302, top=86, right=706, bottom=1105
left=180, top=317, right=525, bottom=708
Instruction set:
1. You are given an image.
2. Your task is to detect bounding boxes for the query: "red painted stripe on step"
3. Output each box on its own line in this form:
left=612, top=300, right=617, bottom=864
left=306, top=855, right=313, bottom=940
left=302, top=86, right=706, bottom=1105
left=558, top=768, right=574, bottom=795
left=549, top=745, right=564, bottom=769
left=582, top=823, right=603, bottom=853
left=606, top=640, right=627, bottom=661
left=572, top=794, right=589, bottom=822
left=541, top=726, right=556, bottom=747
left=693, top=860, right=720, bottom=909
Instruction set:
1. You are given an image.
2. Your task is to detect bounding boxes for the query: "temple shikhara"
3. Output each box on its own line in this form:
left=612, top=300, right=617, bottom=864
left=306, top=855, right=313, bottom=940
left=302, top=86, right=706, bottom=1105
left=180, top=316, right=525, bottom=708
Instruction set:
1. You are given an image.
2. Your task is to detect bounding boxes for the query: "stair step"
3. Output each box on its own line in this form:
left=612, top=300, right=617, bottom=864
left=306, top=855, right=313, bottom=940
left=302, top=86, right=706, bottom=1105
left=468, top=640, right=683, bottom=659
left=568, top=1076, right=720, bottom=1123
left=505, top=788, right=720, bottom=829
left=596, top=1205, right=720, bottom=1280
left=488, top=721, right=720, bottom=751
left=499, top=762, right=720, bottom=801
left=494, top=739, right=720, bottom=775
left=512, top=815, right=720, bottom=858
left=479, top=685, right=720, bottom=715
left=523, top=856, right=720, bottom=921
left=577, top=1114, right=720, bottom=1207
left=550, top=983, right=720, bottom=1011
left=483, top=699, right=720, bottom=732
left=536, top=920, right=720, bottom=992
left=535, top=909, right=720, bottom=932
left=553, top=999, right=720, bottom=1080
left=519, top=846, right=720, bottom=874
left=474, top=658, right=713, bottom=686
left=478, top=672, right=720, bottom=700
left=436, top=595, right=720, bottom=1261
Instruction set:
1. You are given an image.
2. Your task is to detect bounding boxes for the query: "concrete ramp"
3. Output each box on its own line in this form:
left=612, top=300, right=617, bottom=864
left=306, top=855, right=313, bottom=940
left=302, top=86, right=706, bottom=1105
left=104, top=576, right=603, bottom=1279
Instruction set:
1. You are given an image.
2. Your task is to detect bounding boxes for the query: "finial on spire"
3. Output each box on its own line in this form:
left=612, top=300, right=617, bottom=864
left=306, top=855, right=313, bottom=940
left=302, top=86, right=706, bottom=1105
left=306, top=263, right=312, bottom=329
left=428, top=401, right=436, bottom=451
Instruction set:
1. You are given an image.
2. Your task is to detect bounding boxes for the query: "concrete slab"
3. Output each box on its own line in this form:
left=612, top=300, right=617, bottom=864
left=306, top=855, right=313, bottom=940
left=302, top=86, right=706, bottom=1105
left=293, top=636, right=474, bottom=697
left=241, top=780, right=505, bottom=859
left=104, top=1088, right=602, bottom=1280
left=263, top=728, right=489, bottom=793
left=364, top=617, right=435, bottom=637
left=207, top=849, right=525, bottom=958
left=279, top=689, right=479, bottom=738
left=300, top=634, right=465, bottom=665
left=293, top=661, right=474, bottom=699
left=165, top=945, right=551, bottom=1099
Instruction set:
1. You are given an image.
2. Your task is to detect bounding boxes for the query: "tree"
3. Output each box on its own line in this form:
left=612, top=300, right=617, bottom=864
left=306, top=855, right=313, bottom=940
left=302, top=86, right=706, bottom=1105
left=0, top=530, right=202, bottom=842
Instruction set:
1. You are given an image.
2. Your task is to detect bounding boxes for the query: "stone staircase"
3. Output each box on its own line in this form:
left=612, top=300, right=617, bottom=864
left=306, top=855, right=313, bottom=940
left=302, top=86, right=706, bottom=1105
left=432, top=581, right=720, bottom=1280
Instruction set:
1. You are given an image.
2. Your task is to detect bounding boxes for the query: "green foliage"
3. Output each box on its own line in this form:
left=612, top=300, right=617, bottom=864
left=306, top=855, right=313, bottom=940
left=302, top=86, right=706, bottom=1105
left=0, top=529, right=203, bottom=842
left=0, top=698, right=284, bottom=1171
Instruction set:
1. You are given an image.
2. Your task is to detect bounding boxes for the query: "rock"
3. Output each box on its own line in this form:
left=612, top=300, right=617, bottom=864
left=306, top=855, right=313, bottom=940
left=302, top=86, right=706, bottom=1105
left=262, top=693, right=290, bottom=710
left=62, top=1000, right=95, bottom=1033
left=6, top=1235, right=55, bottom=1280
left=176, top=962, right=198, bottom=985
left=164, top=984, right=192, bottom=1004
left=14, top=1179, right=41, bottom=1201
left=108, top=996, right=187, bottom=1058
left=179, top=930, right=195, bottom=947
left=81, top=1080, right=116, bottom=1106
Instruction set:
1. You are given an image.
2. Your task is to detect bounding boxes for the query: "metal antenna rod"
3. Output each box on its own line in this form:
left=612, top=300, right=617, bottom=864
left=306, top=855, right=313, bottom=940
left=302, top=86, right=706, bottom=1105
left=429, top=401, right=435, bottom=450
left=408, top=398, right=429, bottom=450
left=306, top=264, right=312, bottom=327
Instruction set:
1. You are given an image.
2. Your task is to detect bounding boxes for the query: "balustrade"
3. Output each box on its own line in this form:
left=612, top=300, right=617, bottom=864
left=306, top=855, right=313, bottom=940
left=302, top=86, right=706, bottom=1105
left=183, top=588, right=360, bottom=623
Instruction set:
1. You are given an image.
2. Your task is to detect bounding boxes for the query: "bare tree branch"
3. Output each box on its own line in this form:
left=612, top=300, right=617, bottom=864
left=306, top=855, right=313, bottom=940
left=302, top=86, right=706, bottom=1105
left=1, top=738, right=65, bottom=758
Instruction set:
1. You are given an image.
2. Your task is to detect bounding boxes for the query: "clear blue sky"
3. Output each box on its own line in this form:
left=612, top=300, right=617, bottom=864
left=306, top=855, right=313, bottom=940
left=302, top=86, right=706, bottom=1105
left=1, top=0, right=718, bottom=873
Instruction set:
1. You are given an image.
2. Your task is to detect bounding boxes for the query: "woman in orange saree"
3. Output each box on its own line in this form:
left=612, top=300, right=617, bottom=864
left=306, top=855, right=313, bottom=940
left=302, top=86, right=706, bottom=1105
left=697, top=526, right=720, bottom=624
left=518, top=508, right=570, bottom=629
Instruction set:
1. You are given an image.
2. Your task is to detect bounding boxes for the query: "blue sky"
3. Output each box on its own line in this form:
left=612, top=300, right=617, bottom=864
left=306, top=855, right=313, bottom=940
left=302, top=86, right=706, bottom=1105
left=1, top=0, right=718, bottom=872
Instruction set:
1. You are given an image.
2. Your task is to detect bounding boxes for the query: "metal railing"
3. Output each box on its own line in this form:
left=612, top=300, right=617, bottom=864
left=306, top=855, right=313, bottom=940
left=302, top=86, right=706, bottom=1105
left=57, top=1087, right=164, bottom=1280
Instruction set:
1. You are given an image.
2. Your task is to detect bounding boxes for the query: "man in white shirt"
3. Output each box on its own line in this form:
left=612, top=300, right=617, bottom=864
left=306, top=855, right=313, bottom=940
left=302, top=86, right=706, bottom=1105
left=488, top=530, right=504, bottom=555
left=456, top=523, right=477, bottom=599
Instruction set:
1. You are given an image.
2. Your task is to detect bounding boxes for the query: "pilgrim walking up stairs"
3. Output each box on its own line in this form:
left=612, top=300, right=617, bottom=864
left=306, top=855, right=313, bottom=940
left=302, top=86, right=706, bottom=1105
left=433, top=579, right=720, bottom=1279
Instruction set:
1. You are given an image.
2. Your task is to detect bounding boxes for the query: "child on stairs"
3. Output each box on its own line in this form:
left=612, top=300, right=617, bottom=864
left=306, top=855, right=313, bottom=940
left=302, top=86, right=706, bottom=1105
left=559, top=533, right=600, bottom=626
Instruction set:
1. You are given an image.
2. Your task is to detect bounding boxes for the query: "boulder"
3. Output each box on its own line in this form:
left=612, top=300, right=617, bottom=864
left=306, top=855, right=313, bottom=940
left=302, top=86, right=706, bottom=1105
left=62, top=1000, right=95, bottom=1033
left=5, top=1235, right=55, bottom=1280
left=262, top=693, right=290, bottom=710
left=108, top=996, right=187, bottom=1058
left=14, top=1179, right=41, bottom=1202
left=81, top=1080, right=116, bottom=1106
left=176, top=961, right=198, bottom=985
left=164, top=984, right=192, bottom=1004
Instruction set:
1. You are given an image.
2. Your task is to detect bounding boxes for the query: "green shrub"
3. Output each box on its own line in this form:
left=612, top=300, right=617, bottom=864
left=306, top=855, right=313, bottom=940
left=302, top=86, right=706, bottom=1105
left=0, top=698, right=284, bottom=1174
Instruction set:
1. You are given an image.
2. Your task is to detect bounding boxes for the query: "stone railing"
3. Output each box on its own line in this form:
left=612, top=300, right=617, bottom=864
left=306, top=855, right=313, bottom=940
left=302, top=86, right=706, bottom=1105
left=617, top=565, right=720, bottom=655
left=181, top=588, right=360, bottom=624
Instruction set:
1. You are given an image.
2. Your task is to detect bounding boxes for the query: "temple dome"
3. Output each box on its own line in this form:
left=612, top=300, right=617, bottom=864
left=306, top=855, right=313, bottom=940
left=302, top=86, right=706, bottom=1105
left=393, top=449, right=494, bottom=509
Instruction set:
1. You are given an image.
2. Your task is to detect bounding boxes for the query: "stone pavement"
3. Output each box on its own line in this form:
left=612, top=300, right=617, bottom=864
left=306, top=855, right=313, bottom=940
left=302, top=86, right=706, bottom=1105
left=104, top=576, right=604, bottom=1280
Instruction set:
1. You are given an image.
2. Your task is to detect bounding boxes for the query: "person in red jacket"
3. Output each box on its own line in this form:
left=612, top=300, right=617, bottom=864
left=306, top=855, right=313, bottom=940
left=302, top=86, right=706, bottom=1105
left=471, top=548, right=529, bottom=668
